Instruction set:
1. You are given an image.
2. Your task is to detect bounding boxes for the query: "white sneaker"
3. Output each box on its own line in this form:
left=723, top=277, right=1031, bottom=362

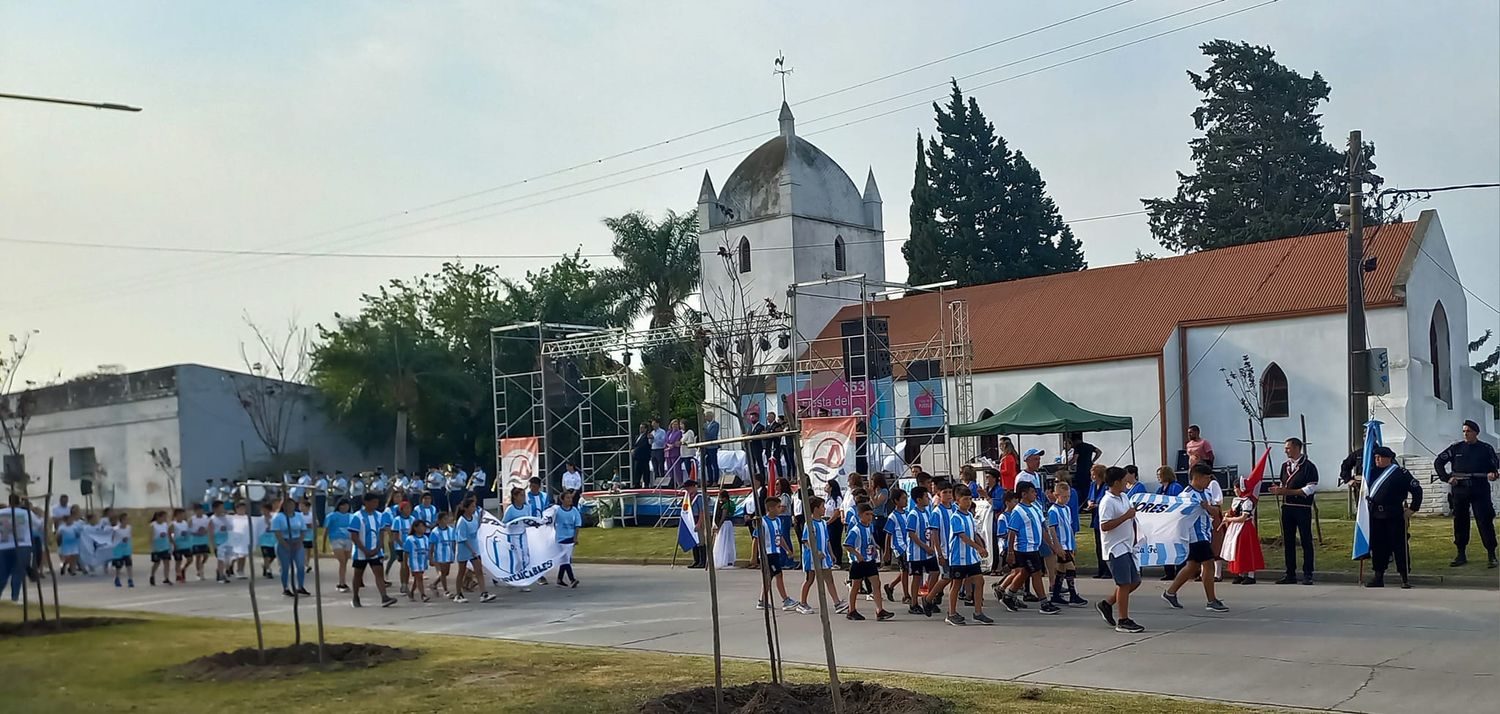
left=480, top=592, right=496, bottom=603
left=781, top=598, right=798, bottom=611
left=795, top=603, right=816, bottom=615
left=755, top=600, right=769, bottom=610
left=453, top=594, right=469, bottom=604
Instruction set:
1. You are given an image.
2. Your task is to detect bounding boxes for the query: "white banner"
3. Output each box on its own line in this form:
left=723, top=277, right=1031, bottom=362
left=499, top=437, right=540, bottom=494
left=477, top=507, right=567, bottom=587
left=800, top=416, right=857, bottom=489
left=1128, top=492, right=1201, bottom=567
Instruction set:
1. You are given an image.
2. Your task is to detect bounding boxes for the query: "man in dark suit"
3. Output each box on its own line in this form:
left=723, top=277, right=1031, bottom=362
left=747, top=412, right=766, bottom=479
left=701, top=411, right=721, bottom=485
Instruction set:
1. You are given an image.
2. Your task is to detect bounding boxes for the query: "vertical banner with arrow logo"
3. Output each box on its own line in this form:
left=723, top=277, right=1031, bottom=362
left=499, top=437, right=539, bottom=494
left=800, top=416, right=857, bottom=489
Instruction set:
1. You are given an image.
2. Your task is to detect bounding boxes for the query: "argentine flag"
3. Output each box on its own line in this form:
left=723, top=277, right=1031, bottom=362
left=677, top=494, right=699, bottom=552
left=1352, top=420, right=1382, bottom=561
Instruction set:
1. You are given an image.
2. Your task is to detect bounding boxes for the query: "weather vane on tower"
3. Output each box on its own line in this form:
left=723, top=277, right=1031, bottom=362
left=774, top=51, right=793, bottom=102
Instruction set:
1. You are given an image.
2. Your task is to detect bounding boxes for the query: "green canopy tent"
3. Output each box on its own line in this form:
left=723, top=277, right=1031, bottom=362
left=950, top=382, right=1137, bottom=465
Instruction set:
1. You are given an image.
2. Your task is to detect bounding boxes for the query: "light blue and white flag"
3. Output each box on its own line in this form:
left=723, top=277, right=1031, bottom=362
left=1127, top=492, right=1203, bottom=566
left=1352, top=419, right=1383, bottom=561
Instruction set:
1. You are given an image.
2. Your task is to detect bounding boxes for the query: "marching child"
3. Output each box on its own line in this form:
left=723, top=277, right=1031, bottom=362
left=1163, top=463, right=1228, bottom=613
left=843, top=504, right=893, bottom=621
left=349, top=492, right=398, bottom=608
left=1002, top=482, right=1059, bottom=615
left=385, top=500, right=416, bottom=593
left=148, top=511, right=173, bottom=586
left=210, top=501, right=233, bottom=583
left=257, top=508, right=277, bottom=580
left=189, top=506, right=211, bottom=581
left=756, top=498, right=796, bottom=611
left=431, top=511, right=457, bottom=598
left=554, top=490, right=583, bottom=588
left=325, top=499, right=354, bottom=592
left=1046, top=481, right=1087, bottom=607
left=881, top=488, right=911, bottom=606
left=1097, top=466, right=1146, bottom=633
left=795, top=496, right=845, bottom=615
left=944, top=490, right=991, bottom=625
left=919, top=483, right=957, bottom=617
left=452, top=497, right=496, bottom=603
left=228, top=501, right=251, bottom=580
left=56, top=512, right=82, bottom=575
left=169, top=508, right=191, bottom=582
left=110, top=512, right=134, bottom=588
left=904, top=486, right=937, bottom=615
left=501, top=487, right=533, bottom=592
left=403, top=519, right=432, bottom=602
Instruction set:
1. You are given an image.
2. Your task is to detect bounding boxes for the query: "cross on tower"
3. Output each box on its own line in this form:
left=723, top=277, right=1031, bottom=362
left=773, top=51, right=793, bottom=102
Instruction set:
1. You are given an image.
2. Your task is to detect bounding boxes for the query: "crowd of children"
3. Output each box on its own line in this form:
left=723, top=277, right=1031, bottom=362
left=40, top=473, right=589, bottom=610
left=742, top=460, right=1251, bottom=635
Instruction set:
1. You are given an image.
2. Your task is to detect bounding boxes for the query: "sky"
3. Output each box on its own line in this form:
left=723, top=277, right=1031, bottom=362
left=3, top=0, right=1497, bottom=384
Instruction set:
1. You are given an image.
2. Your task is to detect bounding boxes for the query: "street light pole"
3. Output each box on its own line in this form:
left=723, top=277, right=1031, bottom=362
left=0, top=92, right=142, bottom=112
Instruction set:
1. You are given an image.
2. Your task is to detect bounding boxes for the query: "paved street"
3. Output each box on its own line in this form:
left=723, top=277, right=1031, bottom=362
left=40, top=563, right=1499, bottom=713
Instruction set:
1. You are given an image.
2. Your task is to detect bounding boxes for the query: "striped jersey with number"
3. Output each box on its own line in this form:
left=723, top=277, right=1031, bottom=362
left=905, top=506, right=929, bottom=559
left=946, top=510, right=980, bottom=566
left=761, top=516, right=786, bottom=555
left=1047, top=502, right=1077, bottom=551
left=845, top=521, right=877, bottom=563
left=801, top=519, right=833, bottom=570
left=1007, top=501, right=1046, bottom=552
left=431, top=526, right=457, bottom=563
left=884, top=509, right=908, bottom=558
left=1184, top=487, right=1213, bottom=542
left=350, top=510, right=386, bottom=557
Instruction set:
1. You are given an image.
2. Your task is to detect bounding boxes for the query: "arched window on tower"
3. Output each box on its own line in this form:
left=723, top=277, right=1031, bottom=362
left=737, top=236, right=751, bottom=273
left=834, top=235, right=847, bottom=272
left=1430, top=301, right=1453, bottom=408
left=1260, top=363, right=1289, bottom=419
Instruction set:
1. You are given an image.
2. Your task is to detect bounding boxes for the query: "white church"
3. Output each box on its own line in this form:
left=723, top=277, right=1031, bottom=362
left=696, top=101, right=1497, bottom=479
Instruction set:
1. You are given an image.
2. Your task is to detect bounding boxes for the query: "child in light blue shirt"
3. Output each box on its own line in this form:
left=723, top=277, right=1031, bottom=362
left=553, top=491, right=583, bottom=588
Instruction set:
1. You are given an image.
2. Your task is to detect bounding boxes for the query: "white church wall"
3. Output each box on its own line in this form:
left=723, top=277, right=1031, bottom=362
left=968, top=357, right=1163, bottom=469
left=1162, top=328, right=1184, bottom=467
left=1182, top=309, right=1407, bottom=484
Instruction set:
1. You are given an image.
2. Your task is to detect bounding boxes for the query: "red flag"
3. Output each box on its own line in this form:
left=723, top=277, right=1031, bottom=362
left=1242, top=447, right=1272, bottom=497
left=766, top=458, right=780, bottom=495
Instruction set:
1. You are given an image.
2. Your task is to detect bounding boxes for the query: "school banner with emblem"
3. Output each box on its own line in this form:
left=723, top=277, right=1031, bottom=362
left=477, top=507, right=567, bottom=587
left=800, top=416, right=857, bottom=488
left=498, top=437, right=540, bottom=493
left=1127, top=492, right=1202, bottom=566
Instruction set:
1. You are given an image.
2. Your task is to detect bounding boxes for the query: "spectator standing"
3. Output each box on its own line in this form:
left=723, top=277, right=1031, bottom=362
left=1270, top=438, right=1319, bottom=585
left=632, top=423, right=653, bottom=488
left=701, top=411, right=722, bottom=486
left=1186, top=425, right=1215, bottom=468
left=650, top=418, right=667, bottom=484
left=1433, top=419, right=1499, bottom=568
left=998, top=437, right=1019, bottom=491
left=664, top=419, right=684, bottom=486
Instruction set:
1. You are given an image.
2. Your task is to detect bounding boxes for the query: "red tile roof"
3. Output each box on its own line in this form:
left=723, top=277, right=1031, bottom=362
left=820, top=223, right=1415, bottom=373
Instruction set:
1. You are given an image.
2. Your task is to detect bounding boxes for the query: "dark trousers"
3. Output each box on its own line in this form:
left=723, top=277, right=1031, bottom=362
left=1091, top=525, right=1110, bottom=576
left=430, top=489, right=447, bottom=513
left=448, top=490, right=465, bottom=511
left=1370, top=516, right=1409, bottom=578
left=828, top=520, right=845, bottom=566
left=1450, top=480, right=1498, bottom=554
left=690, top=545, right=706, bottom=567
left=702, top=448, right=720, bottom=485
left=632, top=451, right=651, bottom=487
left=651, top=449, right=666, bottom=482
left=1281, top=506, right=1315, bottom=577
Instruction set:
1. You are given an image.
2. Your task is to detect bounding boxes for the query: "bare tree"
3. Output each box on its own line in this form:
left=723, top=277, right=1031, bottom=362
left=234, top=314, right=311, bottom=458
left=1222, top=355, right=1268, bottom=446
left=1, top=331, right=42, bottom=493
left=147, top=447, right=180, bottom=510
left=699, top=236, right=786, bottom=430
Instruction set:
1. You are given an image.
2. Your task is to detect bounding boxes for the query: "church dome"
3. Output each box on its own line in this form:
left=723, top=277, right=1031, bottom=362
left=717, top=105, right=865, bottom=226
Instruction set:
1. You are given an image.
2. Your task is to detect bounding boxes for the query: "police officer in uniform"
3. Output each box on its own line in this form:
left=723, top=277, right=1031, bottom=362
left=1433, top=419, right=1499, bottom=568
left=1362, top=446, right=1423, bottom=588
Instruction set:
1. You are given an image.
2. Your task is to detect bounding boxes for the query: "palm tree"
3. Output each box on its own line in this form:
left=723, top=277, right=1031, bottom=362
left=603, top=209, right=701, bottom=420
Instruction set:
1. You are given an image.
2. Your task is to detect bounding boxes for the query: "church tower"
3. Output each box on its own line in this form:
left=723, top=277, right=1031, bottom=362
left=697, top=101, right=887, bottom=378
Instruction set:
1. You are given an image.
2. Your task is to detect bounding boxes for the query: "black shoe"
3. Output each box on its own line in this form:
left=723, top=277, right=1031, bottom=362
left=1364, top=577, right=1385, bottom=588
left=876, top=609, right=894, bottom=621
left=283, top=589, right=295, bottom=597
left=295, top=588, right=311, bottom=596
left=1449, top=555, right=1468, bottom=567
left=1022, top=593, right=1040, bottom=603
left=1158, top=573, right=1174, bottom=581
left=1000, top=595, right=1019, bottom=613
left=1115, top=618, right=1145, bottom=634
left=1274, top=575, right=1297, bottom=584
left=1301, top=576, right=1314, bottom=585
left=1488, top=555, right=1498, bottom=569
left=1400, top=580, right=1412, bottom=589
left=846, top=610, right=865, bottom=621
left=1097, top=600, right=1116, bottom=627
left=883, top=584, right=895, bottom=601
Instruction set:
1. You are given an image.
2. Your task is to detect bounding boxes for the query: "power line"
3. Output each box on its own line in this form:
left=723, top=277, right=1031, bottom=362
left=0, top=209, right=1149, bottom=261
left=19, top=0, right=1272, bottom=312
left=30, top=2, right=1142, bottom=310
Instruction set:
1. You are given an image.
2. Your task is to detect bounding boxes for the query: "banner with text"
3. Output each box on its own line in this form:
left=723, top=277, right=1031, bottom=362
left=477, top=507, right=566, bottom=587
left=499, top=437, right=540, bottom=493
left=1127, top=492, right=1202, bottom=567
left=800, top=416, right=858, bottom=488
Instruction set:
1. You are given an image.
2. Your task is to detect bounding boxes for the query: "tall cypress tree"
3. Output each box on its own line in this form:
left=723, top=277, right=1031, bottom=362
left=902, top=132, right=943, bottom=285
left=907, top=80, right=1085, bottom=286
left=1143, top=40, right=1382, bottom=252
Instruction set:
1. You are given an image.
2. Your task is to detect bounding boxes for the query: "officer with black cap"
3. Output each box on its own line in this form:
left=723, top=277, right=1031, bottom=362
left=1363, top=446, right=1422, bottom=588
left=1433, top=419, right=1499, bottom=568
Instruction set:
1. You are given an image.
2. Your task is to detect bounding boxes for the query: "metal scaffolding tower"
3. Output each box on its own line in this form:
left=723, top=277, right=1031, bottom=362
left=947, top=299, right=976, bottom=465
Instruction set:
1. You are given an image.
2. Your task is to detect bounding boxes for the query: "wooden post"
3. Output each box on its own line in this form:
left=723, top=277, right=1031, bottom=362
left=7, top=475, right=25, bottom=624
left=1302, top=414, right=1323, bottom=544
left=790, top=432, right=844, bottom=714
left=43, top=459, right=61, bottom=623
left=243, top=496, right=266, bottom=664
left=697, top=482, right=724, bottom=714
left=309, top=486, right=326, bottom=666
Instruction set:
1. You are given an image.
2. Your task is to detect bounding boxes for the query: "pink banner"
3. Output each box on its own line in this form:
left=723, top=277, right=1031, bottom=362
left=788, top=377, right=872, bottom=417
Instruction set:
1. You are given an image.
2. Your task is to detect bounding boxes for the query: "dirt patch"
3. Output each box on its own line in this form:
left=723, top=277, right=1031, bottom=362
left=641, top=681, right=947, bottom=714
left=168, top=642, right=417, bottom=682
left=0, top=617, right=139, bottom=638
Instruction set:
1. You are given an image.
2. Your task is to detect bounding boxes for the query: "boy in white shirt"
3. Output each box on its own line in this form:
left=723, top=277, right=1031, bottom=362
left=1096, top=466, right=1144, bottom=633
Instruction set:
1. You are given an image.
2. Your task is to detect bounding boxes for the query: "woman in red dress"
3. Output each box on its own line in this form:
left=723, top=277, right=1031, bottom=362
left=998, top=437, right=1019, bottom=492
left=1220, top=485, right=1265, bottom=583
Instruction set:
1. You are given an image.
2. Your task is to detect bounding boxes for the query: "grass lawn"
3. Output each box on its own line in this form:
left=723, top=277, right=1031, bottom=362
left=0, top=605, right=1260, bottom=714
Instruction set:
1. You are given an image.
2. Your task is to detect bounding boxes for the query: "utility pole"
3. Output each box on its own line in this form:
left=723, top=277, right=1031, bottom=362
left=1346, top=130, right=1368, bottom=453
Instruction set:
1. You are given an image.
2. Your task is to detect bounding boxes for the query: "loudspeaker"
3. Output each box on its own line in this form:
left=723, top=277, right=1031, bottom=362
left=1, top=454, right=23, bottom=484
left=840, top=317, right=891, bottom=381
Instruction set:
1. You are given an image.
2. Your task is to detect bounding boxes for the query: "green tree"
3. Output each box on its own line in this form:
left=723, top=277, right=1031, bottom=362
left=902, top=132, right=943, bottom=285
left=600, top=210, right=702, bottom=420
left=1470, top=330, right=1499, bottom=416
left=913, top=80, right=1084, bottom=286
left=1144, top=40, right=1383, bottom=253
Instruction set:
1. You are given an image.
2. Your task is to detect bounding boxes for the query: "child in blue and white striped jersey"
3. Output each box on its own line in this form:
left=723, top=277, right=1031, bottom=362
left=756, top=498, right=795, bottom=611
left=944, top=491, right=990, bottom=626
left=842, top=504, right=893, bottom=621
left=794, top=496, right=845, bottom=616
left=403, top=519, right=432, bottom=602
left=430, top=511, right=457, bottom=599
left=880, top=488, right=911, bottom=606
